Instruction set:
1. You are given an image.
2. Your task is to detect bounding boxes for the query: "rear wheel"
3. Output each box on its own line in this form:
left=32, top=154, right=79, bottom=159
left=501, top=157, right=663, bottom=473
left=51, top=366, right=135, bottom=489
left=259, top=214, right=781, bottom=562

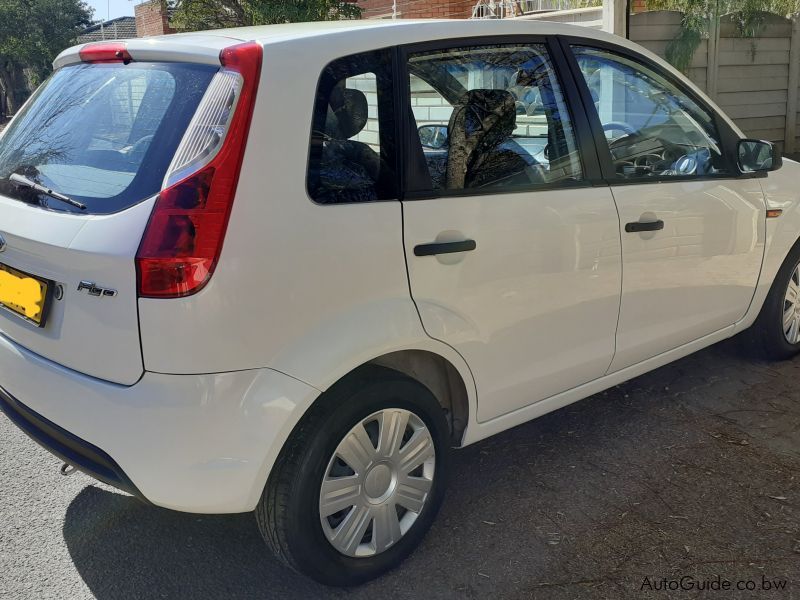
left=748, top=245, right=800, bottom=360
left=255, top=366, right=450, bottom=586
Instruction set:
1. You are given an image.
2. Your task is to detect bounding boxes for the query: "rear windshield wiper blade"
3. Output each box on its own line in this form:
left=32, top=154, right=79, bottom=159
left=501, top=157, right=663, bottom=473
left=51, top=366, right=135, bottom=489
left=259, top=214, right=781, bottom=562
left=9, top=173, right=86, bottom=210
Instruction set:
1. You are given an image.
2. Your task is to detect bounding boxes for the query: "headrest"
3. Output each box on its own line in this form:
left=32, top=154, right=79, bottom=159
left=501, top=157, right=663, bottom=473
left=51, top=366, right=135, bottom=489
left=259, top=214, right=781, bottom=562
left=453, top=89, right=516, bottom=143
left=326, top=86, right=369, bottom=140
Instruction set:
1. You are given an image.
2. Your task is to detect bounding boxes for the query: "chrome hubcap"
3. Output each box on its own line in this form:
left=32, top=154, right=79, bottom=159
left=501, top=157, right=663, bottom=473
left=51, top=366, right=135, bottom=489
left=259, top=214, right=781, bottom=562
left=784, top=263, right=800, bottom=344
left=319, top=408, right=435, bottom=558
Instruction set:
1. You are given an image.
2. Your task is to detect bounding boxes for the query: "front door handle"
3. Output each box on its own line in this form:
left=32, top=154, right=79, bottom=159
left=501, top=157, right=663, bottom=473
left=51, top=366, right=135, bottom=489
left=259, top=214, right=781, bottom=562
left=625, top=220, right=664, bottom=233
left=414, top=240, right=477, bottom=256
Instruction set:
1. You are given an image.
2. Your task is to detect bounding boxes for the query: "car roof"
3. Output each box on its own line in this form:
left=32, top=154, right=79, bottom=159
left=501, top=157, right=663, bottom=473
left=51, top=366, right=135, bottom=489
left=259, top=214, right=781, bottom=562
left=56, top=20, right=626, bottom=69
left=53, top=18, right=742, bottom=138
left=175, top=18, right=616, bottom=45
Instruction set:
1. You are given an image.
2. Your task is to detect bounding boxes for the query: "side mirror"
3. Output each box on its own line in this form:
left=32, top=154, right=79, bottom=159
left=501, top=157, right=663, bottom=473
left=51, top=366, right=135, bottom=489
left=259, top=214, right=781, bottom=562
left=418, top=124, right=449, bottom=150
left=738, top=139, right=782, bottom=173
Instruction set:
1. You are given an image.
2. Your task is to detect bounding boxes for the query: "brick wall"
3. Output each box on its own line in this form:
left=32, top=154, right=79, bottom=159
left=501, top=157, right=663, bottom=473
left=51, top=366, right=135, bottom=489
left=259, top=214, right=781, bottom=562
left=135, top=0, right=175, bottom=37
left=359, top=0, right=475, bottom=20
left=410, top=75, right=453, bottom=129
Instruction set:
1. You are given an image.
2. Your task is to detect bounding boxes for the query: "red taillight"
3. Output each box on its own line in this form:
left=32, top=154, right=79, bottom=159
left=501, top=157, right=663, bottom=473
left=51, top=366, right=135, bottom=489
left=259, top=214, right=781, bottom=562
left=79, top=42, right=132, bottom=63
left=136, top=41, right=262, bottom=298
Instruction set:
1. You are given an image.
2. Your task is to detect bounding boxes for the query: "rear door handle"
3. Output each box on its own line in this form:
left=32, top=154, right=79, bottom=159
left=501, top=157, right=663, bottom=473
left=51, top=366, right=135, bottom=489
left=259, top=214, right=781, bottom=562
left=414, top=240, right=477, bottom=256
left=625, top=220, right=664, bottom=233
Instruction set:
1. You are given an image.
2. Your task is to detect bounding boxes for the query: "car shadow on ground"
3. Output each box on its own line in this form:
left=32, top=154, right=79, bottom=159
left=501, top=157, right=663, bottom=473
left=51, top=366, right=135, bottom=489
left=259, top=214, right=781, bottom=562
left=62, top=487, right=333, bottom=599
left=61, top=338, right=800, bottom=600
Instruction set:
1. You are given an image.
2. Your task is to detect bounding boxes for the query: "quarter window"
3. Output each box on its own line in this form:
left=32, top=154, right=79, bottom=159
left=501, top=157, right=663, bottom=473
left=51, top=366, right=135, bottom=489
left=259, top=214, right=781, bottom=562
left=407, top=44, right=584, bottom=193
left=307, top=51, right=396, bottom=204
left=572, top=46, right=728, bottom=179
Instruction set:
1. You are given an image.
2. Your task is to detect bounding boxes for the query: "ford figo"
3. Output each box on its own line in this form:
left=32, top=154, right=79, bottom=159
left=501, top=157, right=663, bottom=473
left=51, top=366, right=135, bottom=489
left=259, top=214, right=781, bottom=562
left=0, top=19, right=796, bottom=585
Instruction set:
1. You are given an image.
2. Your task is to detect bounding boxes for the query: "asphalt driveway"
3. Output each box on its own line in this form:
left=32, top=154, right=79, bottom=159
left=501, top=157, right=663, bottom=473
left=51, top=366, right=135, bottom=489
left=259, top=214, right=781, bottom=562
left=1, top=336, right=799, bottom=599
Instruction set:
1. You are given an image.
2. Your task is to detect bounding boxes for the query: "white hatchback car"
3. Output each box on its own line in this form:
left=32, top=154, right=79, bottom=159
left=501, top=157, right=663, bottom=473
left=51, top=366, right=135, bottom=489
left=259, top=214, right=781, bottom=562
left=0, top=19, right=797, bottom=585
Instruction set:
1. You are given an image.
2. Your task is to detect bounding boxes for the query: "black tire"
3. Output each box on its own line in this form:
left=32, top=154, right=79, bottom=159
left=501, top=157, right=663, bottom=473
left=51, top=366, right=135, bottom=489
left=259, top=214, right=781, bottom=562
left=747, top=243, right=800, bottom=360
left=255, top=365, right=450, bottom=586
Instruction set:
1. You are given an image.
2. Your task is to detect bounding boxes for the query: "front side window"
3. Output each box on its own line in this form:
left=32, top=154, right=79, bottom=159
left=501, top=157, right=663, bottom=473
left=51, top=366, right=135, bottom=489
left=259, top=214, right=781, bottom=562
left=572, top=46, right=728, bottom=180
left=307, top=51, right=395, bottom=204
left=407, top=43, right=583, bottom=193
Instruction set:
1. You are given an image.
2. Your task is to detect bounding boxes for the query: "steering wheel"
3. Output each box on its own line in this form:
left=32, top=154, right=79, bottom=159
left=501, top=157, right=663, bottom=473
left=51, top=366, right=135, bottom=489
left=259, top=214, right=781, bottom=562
left=602, top=122, right=637, bottom=138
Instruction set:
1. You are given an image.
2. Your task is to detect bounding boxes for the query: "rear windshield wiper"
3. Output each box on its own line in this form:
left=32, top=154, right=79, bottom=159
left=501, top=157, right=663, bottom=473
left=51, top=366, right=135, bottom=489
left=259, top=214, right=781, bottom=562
left=9, top=173, right=86, bottom=210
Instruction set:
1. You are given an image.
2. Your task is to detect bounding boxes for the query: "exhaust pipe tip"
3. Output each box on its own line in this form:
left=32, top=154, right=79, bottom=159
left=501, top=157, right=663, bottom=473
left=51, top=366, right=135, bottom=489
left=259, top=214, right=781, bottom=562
left=60, top=462, right=77, bottom=476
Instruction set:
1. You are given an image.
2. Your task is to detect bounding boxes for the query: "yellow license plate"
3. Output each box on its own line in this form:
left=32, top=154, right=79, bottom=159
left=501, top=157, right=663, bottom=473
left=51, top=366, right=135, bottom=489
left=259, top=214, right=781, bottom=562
left=0, top=263, right=50, bottom=327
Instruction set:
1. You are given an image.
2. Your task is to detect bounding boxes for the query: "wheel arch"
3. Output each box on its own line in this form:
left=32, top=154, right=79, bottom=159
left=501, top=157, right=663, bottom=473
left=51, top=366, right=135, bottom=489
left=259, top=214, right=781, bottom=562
left=296, top=346, right=474, bottom=447
left=364, top=350, right=470, bottom=446
left=246, top=342, right=477, bottom=510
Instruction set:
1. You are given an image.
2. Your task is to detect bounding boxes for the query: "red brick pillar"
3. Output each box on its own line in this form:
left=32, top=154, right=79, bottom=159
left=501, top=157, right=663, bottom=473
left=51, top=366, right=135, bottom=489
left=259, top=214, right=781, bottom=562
left=135, top=0, right=176, bottom=37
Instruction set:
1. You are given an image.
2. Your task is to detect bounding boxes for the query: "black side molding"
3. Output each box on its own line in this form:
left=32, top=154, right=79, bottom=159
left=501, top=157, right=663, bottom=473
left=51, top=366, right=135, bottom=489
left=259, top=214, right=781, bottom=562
left=625, top=220, right=664, bottom=233
left=414, top=240, right=477, bottom=256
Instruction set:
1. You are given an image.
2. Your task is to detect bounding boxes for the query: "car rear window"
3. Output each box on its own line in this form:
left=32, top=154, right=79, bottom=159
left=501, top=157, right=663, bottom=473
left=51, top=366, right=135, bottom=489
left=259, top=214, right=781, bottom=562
left=0, top=61, right=217, bottom=214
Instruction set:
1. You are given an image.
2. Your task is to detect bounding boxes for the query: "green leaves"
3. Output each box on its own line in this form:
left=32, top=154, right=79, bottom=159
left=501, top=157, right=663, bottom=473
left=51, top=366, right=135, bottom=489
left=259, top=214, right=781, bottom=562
left=171, top=0, right=362, bottom=30
left=665, top=20, right=702, bottom=72
left=646, top=0, right=800, bottom=72
left=0, top=0, right=92, bottom=112
left=0, top=0, right=92, bottom=75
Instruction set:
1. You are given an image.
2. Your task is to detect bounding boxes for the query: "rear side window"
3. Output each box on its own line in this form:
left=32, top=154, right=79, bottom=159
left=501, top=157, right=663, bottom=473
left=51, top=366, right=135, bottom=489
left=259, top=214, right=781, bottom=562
left=307, top=50, right=396, bottom=204
left=0, top=61, right=216, bottom=214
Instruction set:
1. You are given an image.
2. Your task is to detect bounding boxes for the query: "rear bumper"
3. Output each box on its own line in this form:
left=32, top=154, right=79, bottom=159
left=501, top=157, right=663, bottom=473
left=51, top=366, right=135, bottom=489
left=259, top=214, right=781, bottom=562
left=0, top=333, right=320, bottom=513
left=0, top=387, right=145, bottom=500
